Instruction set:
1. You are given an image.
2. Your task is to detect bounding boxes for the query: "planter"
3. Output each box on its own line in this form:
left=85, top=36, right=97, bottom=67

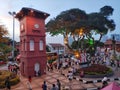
left=84, top=71, right=114, bottom=78
left=76, top=64, right=114, bottom=78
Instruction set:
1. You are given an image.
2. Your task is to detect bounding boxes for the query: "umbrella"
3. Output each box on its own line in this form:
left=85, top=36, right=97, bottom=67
left=101, top=82, right=120, bottom=90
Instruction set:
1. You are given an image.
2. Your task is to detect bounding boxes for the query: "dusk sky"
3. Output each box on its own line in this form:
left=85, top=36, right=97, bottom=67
left=0, top=0, right=119, bottom=44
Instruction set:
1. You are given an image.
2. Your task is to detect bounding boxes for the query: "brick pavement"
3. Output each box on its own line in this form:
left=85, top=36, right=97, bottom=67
left=1, top=64, right=120, bottom=90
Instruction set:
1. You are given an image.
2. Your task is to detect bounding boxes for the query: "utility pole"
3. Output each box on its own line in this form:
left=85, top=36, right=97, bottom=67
left=8, top=11, right=16, bottom=60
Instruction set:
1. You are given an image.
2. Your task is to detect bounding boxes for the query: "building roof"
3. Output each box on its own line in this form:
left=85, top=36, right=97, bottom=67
left=104, top=39, right=120, bottom=45
left=15, top=7, right=50, bottom=20
left=49, top=43, right=64, bottom=47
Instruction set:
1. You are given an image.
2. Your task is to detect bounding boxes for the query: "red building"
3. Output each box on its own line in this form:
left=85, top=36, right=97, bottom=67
left=104, top=39, right=120, bottom=52
left=16, top=7, right=49, bottom=77
left=48, top=43, right=65, bottom=55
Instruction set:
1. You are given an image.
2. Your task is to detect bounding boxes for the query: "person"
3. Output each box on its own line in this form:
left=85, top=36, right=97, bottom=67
left=47, top=63, right=50, bottom=71
left=38, top=70, right=41, bottom=76
left=51, top=84, right=58, bottom=90
left=102, top=77, right=108, bottom=88
left=68, top=71, right=73, bottom=81
left=28, top=76, right=32, bottom=83
left=50, top=64, right=53, bottom=71
left=56, top=79, right=61, bottom=90
left=5, top=77, right=11, bottom=90
left=27, top=81, right=32, bottom=90
left=80, top=70, right=84, bottom=78
left=42, top=81, right=47, bottom=90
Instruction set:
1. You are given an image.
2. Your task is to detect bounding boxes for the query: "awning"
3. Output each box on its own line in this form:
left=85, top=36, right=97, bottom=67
left=101, top=82, right=120, bottom=90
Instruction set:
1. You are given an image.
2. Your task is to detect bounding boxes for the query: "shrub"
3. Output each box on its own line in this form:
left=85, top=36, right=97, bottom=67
left=0, top=82, right=5, bottom=88
left=0, top=70, right=11, bottom=81
left=0, top=70, right=20, bottom=89
left=10, top=76, right=20, bottom=86
left=79, top=64, right=113, bottom=75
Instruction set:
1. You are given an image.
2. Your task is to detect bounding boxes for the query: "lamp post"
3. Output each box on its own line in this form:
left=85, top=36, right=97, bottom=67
left=8, top=11, right=16, bottom=60
left=112, top=35, right=116, bottom=59
left=57, top=46, right=60, bottom=67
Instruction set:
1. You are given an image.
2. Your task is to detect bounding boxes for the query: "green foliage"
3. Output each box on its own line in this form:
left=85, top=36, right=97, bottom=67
left=100, top=6, right=114, bottom=16
left=95, top=41, right=104, bottom=47
left=71, top=39, right=89, bottom=50
left=71, top=41, right=79, bottom=49
left=0, top=82, right=5, bottom=88
left=0, top=25, right=9, bottom=43
left=0, top=70, right=20, bottom=89
left=0, top=42, right=12, bottom=61
left=48, top=59, right=56, bottom=64
left=10, top=76, right=20, bottom=86
left=46, top=6, right=116, bottom=56
left=89, top=39, right=93, bottom=45
left=46, top=8, right=87, bottom=36
left=0, top=71, right=11, bottom=81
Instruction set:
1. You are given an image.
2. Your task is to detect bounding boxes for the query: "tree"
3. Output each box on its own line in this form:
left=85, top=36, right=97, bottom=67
left=87, top=6, right=115, bottom=52
left=0, top=25, right=9, bottom=43
left=100, top=6, right=114, bottom=16
left=0, top=25, right=10, bottom=61
left=46, top=6, right=116, bottom=56
left=46, top=8, right=87, bottom=51
left=73, top=6, right=115, bottom=47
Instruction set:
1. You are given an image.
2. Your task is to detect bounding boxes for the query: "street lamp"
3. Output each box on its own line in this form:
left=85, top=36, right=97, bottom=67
left=112, top=35, right=116, bottom=60
left=8, top=11, right=16, bottom=60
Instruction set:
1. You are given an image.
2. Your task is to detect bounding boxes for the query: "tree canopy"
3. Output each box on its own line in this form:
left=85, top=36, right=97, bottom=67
left=0, top=25, right=9, bottom=43
left=0, top=25, right=10, bottom=61
left=46, top=5, right=116, bottom=55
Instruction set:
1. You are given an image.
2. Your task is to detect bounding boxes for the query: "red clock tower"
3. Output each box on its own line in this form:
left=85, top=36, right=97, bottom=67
left=16, top=7, right=49, bottom=77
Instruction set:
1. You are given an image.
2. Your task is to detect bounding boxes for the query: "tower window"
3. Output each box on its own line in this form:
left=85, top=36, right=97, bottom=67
left=30, top=40, right=34, bottom=51
left=39, top=40, right=43, bottom=50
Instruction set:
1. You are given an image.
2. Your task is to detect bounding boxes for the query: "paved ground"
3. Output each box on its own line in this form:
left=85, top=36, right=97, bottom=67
left=0, top=64, right=120, bottom=90
left=10, top=69, right=102, bottom=90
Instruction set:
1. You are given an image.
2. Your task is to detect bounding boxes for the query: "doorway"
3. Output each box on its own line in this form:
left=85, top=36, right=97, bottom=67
left=34, top=62, right=40, bottom=76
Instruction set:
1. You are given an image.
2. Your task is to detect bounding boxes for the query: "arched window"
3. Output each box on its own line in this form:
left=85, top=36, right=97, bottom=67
left=39, top=40, right=43, bottom=50
left=30, top=40, right=34, bottom=51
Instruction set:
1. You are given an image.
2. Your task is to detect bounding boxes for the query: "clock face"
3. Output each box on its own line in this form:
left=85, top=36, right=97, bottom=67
left=34, top=24, right=39, bottom=29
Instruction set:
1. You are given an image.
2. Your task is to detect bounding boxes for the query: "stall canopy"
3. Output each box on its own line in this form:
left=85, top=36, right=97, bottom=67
left=101, top=82, right=120, bottom=90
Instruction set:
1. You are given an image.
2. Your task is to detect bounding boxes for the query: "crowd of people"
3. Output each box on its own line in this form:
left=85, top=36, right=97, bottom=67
left=4, top=49, right=120, bottom=90
left=8, top=63, right=19, bottom=75
left=42, top=79, right=61, bottom=90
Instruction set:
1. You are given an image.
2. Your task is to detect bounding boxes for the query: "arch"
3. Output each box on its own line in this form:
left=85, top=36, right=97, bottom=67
left=34, top=62, right=40, bottom=76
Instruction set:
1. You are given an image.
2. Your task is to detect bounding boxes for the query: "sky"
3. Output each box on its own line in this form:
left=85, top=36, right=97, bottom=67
left=0, top=0, right=120, bottom=44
